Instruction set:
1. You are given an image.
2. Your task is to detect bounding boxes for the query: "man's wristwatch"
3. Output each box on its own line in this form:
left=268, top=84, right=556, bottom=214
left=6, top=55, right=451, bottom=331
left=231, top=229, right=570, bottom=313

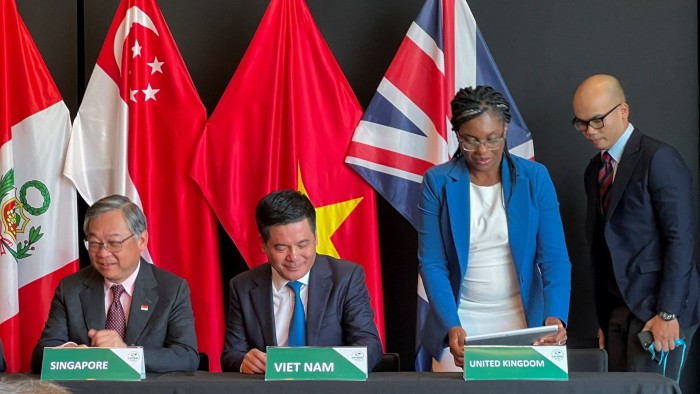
left=658, top=311, right=677, bottom=321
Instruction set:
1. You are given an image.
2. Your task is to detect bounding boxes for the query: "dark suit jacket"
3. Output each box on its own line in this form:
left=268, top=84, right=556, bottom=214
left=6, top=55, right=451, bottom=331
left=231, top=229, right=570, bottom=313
left=584, top=129, right=700, bottom=330
left=220, top=254, right=382, bottom=372
left=31, top=261, right=198, bottom=373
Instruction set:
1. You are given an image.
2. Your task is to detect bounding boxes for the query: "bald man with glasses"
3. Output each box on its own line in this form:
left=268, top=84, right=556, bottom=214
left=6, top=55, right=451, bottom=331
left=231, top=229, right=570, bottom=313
left=31, top=195, right=199, bottom=373
left=573, top=74, right=699, bottom=381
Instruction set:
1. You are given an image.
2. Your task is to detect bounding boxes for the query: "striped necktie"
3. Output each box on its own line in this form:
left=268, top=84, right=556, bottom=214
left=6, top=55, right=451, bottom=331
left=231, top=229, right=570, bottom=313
left=598, top=151, right=614, bottom=213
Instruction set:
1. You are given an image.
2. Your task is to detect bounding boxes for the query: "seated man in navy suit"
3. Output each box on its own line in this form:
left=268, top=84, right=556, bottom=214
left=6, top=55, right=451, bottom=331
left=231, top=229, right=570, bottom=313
left=31, top=195, right=199, bottom=373
left=221, top=189, right=382, bottom=373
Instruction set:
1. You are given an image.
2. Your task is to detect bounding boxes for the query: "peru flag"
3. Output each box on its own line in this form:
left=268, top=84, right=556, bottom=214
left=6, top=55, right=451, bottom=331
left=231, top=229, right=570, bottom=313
left=64, top=0, right=225, bottom=371
left=0, top=0, right=79, bottom=372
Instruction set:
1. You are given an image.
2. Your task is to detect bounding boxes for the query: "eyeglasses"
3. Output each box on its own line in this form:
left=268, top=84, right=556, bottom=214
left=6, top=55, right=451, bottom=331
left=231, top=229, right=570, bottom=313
left=571, top=103, right=621, bottom=132
left=84, top=234, right=135, bottom=253
left=459, top=135, right=506, bottom=152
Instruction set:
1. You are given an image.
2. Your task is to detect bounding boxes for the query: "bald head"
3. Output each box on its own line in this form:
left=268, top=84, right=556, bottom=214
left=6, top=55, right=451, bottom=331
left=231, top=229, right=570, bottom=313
left=572, top=74, right=630, bottom=150
left=574, top=74, right=626, bottom=107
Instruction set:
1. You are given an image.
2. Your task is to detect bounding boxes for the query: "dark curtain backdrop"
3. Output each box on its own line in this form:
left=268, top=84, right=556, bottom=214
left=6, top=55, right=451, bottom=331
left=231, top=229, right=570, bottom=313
left=16, top=0, right=699, bottom=390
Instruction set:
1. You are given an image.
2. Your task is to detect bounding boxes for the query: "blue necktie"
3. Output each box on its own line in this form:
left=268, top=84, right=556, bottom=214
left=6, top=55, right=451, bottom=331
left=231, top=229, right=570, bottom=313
left=286, top=281, right=306, bottom=346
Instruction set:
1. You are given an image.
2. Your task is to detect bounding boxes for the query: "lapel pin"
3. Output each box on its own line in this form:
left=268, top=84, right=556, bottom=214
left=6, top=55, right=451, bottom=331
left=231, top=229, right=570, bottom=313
left=140, top=304, right=149, bottom=311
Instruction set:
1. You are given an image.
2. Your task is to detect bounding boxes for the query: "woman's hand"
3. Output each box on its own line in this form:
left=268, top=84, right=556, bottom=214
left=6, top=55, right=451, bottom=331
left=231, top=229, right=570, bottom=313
left=534, top=317, right=567, bottom=345
left=448, top=326, right=468, bottom=368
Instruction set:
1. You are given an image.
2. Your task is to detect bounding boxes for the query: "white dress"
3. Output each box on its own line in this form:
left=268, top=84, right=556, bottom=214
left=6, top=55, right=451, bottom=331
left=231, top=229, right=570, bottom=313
left=432, top=182, right=526, bottom=372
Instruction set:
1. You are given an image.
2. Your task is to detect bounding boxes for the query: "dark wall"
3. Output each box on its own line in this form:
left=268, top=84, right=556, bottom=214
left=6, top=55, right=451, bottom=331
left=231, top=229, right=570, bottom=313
left=15, top=1, right=78, bottom=112
left=17, top=0, right=698, bottom=386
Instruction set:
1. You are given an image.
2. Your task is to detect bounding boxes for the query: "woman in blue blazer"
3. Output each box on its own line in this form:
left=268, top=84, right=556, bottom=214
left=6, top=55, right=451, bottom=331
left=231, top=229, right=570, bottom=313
left=418, top=86, right=571, bottom=371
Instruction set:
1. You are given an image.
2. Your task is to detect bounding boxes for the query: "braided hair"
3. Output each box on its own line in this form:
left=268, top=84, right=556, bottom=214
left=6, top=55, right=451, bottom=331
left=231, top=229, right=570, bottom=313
left=450, top=85, right=517, bottom=205
left=451, top=85, right=512, bottom=129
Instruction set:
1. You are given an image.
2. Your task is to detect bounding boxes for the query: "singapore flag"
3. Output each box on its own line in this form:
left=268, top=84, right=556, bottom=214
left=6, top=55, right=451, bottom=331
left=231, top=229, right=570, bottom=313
left=64, top=0, right=225, bottom=371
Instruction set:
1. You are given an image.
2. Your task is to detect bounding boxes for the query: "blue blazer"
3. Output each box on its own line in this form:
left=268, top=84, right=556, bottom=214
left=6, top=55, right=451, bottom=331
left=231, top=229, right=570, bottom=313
left=584, top=129, right=700, bottom=329
left=418, top=154, right=571, bottom=359
left=220, top=254, right=383, bottom=372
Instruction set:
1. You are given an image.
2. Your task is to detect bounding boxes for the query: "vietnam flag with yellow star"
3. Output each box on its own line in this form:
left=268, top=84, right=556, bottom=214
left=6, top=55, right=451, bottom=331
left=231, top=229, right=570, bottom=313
left=191, top=0, right=385, bottom=343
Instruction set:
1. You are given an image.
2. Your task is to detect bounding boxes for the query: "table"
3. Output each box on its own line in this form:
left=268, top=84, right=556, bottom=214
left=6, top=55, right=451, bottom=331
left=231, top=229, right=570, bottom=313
left=46, top=371, right=681, bottom=394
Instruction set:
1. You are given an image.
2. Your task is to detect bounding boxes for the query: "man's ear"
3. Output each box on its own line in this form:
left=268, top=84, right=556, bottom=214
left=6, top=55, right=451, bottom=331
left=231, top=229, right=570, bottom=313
left=259, top=233, right=267, bottom=252
left=619, top=102, right=630, bottom=121
left=137, top=230, right=149, bottom=251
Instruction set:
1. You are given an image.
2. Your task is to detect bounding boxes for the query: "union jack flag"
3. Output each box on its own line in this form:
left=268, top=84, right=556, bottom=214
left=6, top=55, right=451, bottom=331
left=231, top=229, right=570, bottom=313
left=345, top=0, right=534, bottom=370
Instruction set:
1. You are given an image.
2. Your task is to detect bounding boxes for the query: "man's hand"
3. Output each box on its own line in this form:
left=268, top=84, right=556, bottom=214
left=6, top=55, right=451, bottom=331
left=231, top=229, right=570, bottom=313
left=62, top=342, right=88, bottom=348
left=241, top=348, right=267, bottom=374
left=448, top=326, right=467, bottom=368
left=643, top=315, right=680, bottom=353
left=88, top=329, right=127, bottom=348
left=597, top=328, right=605, bottom=350
left=534, top=317, right=567, bottom=345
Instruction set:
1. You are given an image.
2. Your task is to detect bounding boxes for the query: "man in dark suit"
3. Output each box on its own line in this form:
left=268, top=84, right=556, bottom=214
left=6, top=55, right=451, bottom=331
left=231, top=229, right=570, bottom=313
left=221, top=189, right=382, bottom=373
left=31, top=195, right=198, bottom=373
left=573, top=74, right=699, bottom=380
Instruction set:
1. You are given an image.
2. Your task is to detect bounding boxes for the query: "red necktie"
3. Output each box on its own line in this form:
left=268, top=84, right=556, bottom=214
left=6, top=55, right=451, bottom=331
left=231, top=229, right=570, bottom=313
left=105, top=284, right=126, bottom=340
left=598, top=151, right=614, bottom=212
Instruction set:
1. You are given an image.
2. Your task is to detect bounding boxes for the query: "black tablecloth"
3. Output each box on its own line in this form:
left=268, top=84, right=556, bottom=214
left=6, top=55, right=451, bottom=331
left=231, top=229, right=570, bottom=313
left=44, top=371, right=680, bottom=394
